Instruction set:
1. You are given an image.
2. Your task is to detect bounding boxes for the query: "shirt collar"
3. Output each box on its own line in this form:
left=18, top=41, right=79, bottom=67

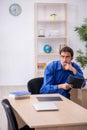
left=57, top=61, right=62, bottom=70
left=57, top=61, right=73, bottom=70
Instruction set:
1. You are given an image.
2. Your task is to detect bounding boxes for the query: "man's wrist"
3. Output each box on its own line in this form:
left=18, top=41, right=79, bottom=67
left=72, top=68, right=77, bottom=74
left=58, top=84, right=62, bottom=89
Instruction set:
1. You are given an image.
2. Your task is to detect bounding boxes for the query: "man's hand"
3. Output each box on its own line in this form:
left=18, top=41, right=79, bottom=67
left=64, top=63, right=77, bottom=74
left=58, top=83, right=73, bottom=90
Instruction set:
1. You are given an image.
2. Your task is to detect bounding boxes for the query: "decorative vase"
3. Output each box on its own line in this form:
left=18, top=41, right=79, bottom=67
left=50, top=14, right=56, bottom=21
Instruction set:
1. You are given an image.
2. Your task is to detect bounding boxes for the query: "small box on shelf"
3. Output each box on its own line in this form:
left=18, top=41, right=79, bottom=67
left=59, top=44, right=66, bottom=51
left=37, top=63, right=46, bottom=70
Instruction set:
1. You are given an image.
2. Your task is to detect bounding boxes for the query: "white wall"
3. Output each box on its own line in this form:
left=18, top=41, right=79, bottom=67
left=0, top=0, right=87, bottom=86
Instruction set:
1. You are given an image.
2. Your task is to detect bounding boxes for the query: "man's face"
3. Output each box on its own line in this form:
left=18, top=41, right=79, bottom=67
left=60, top=52, right=73, bottom=68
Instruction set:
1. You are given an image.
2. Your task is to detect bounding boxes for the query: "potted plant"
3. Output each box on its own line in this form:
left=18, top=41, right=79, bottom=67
left=74, top=18, right=87, bottom=69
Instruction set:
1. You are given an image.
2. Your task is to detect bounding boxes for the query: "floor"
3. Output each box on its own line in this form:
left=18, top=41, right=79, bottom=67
left=0, top=85, right=27, bottom=130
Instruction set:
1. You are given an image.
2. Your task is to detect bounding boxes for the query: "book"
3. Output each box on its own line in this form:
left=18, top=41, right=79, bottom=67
left=33, top=102, right=58, bottom=111
left=9, top=91, right=31, bottom=99
left=68, top=75, right=85, bottom=89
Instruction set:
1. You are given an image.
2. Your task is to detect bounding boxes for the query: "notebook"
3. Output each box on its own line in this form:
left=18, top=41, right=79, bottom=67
left=68, top=75, right=85, bottom=89
left=9, top=91, right=31, bottom=99
left=36, top=96, right=63, bottom=101
left=33, top=102, right=58, bottom=111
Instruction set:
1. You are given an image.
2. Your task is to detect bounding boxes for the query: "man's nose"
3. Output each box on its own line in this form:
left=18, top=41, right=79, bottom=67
left=63, top=57, right=67, bottom=60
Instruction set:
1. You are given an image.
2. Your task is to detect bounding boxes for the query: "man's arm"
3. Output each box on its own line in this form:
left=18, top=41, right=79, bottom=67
left=58, top=83, right=72, bottom=90
left=63, top=63, right=77, bottom=74
left=63, top=62, right=86, bottom=87
left=40, top=62, right=59, bottom=94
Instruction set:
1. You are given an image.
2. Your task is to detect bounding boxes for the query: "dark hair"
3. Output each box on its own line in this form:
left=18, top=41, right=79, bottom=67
left=59, top=46, right=74, bottom=57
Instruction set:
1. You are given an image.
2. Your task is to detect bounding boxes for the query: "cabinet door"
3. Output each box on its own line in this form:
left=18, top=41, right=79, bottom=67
left=35, top=3, right=67, bottom=77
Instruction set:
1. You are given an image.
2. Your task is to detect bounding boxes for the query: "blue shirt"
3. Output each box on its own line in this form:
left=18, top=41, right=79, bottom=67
left=40, top=61, right=85, bottom=99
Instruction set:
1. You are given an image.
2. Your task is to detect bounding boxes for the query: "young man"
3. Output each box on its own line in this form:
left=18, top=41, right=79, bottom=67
left=40, top=46, right=85, bottom=99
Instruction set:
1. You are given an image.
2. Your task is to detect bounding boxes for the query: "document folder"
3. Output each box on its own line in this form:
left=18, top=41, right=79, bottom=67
left=68, top=75, right=84, bottom=89
left=33, top=102, right=58, bottom=111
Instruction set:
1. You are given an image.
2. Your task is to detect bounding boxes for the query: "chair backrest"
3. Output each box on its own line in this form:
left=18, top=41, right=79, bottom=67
left=27, top=77, right=43, bottom=94
left=1, top=99, right=18, bottom=130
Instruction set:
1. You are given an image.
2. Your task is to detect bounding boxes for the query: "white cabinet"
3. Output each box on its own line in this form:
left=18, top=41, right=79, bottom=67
left=34, top=3, right=68, bottom=77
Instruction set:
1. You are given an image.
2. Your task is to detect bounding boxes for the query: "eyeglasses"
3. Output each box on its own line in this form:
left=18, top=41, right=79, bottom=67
left=60, top=55, right=71, bottom=60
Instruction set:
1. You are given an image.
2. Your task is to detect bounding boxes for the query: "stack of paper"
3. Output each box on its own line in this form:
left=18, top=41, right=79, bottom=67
left=9, top=91, right=31, bottom=99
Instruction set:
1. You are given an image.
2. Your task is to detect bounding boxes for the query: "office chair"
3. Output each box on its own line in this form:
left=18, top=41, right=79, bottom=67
left=1, top=99, right=35, bottom=130
left=27, top=77, right=43, bottom=94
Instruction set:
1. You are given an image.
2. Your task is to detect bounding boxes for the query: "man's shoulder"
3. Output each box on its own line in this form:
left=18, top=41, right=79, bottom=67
left=48, top=60, right=60, bottom=66
left=47, top=61, right=61, bottom=71
left=72, top=62, right=80, bottom=68
left=45, top=61, right=61, bottom=74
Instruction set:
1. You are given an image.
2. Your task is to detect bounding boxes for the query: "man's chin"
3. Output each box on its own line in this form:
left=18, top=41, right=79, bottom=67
left=63, top=63, right=67, bottom=66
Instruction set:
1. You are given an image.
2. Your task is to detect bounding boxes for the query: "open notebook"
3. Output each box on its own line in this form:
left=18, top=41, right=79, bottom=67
left=33, top=102, right=58, bottom=111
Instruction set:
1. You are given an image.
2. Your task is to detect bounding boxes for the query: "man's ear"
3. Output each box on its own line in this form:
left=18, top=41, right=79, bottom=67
left=71, top=57, right=73, bottom=60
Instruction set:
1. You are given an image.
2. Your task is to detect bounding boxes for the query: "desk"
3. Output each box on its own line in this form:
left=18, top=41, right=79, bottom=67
left=70, top=87, right=87, bottom=109
left=81, top=87, right=87, bottom=108
left=8, top=94, right=87, bottom=130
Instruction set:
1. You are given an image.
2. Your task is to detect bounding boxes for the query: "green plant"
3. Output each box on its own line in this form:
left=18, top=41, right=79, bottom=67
left=74, top=18, right=87, bottom=69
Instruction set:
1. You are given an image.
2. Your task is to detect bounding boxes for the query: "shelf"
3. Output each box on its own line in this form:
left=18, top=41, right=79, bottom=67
left=36, top=3, right=67, bottom=6
left=37, top=20, right=66, bottom=23
left=37, top=36, right=67, bottom=40
left=38, top=52, right=59, bottom=56
left=37, top=69, right=44, bottom=72
left=35, top=3, right=67, bottom=77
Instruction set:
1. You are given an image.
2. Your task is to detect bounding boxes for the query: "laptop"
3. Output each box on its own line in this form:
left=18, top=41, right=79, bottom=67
left=33, top=102, right=58, bottom=111
left=36, top=96, right=63, bottom=101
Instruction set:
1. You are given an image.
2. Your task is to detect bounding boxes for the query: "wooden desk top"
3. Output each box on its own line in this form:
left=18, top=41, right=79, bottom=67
left=8, top=94, right=87, bottom=128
